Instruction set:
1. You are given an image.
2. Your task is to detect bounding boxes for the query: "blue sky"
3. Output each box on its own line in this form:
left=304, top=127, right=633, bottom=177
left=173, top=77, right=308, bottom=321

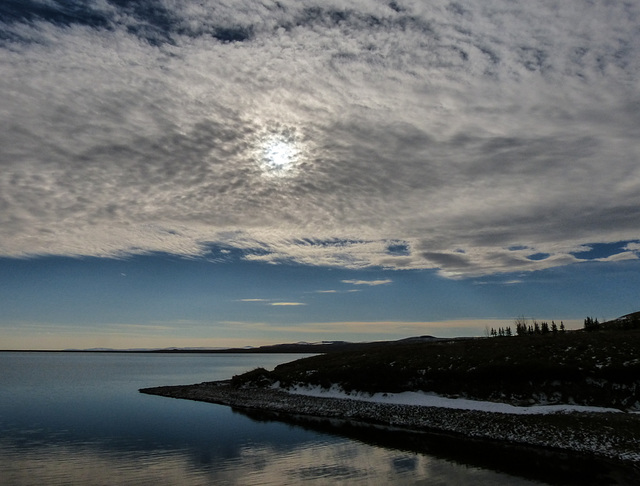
left=1, top=247, right=638, bottom=349
left=1, top=1, right=639, bottom=349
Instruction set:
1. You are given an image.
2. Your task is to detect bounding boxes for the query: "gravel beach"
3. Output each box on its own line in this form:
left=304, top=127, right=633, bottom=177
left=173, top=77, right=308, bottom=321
left=140, top=380, right=640, bottom=465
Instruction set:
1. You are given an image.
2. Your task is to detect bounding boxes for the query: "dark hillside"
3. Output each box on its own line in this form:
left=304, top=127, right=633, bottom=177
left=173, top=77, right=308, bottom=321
left=233, top=329, right=640, bottom=410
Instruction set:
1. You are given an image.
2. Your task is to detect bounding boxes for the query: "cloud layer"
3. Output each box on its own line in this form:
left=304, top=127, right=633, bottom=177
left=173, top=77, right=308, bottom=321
left=1, top=0, right=639, bottom=276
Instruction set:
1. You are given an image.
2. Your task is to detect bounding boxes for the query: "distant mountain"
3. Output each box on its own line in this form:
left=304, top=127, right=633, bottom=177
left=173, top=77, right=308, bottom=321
left=163, top=336, right=440, bottom=354
left=147, top=340, right=385, bottom=354
left=55, top=337, right=440, bottom=354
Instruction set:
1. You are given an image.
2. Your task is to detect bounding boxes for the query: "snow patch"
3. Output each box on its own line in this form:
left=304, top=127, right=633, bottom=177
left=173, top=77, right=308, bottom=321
left=285, top=385, right=622, bottom=415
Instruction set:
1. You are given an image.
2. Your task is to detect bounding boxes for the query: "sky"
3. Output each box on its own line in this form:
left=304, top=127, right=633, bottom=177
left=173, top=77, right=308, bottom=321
left=1, top=0, right=639, bottom=349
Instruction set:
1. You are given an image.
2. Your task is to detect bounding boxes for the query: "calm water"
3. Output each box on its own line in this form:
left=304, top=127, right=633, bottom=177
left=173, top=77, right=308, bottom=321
left=0, top=352, right=633, bottom=485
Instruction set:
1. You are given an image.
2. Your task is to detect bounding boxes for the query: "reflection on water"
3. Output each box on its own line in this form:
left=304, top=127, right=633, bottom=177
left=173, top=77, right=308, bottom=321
left=1, top=442, right=214, bottom=485
left=238, top=410, right=640, bottom=486
left=0, top=435, right=544, bottom=486
left=1, top=352, right=637, bottom=485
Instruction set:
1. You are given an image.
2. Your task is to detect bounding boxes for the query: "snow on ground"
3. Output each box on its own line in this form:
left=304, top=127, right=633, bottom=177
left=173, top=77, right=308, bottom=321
left=283, top=384, right=622, bottom=415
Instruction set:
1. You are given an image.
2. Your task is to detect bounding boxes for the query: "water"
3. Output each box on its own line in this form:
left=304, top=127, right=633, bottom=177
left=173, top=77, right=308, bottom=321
left=0, top=352, right=632, bottom=485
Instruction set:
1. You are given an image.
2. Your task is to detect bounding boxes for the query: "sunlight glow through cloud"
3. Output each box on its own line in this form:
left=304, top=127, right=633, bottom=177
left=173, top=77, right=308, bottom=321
left=257, top=131, right=304, bottom=178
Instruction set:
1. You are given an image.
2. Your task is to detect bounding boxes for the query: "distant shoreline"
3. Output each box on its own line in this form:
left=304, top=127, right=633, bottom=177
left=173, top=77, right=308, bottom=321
left=0, top=340, right=381, bottom=354
left=0, top=349, right=319, bottom=353
left=141, top=380, right=640, bottom=466
left=0, top=335, right=444, bottom=354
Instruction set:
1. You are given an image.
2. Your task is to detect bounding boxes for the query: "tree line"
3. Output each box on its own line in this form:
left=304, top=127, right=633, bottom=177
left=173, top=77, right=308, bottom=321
left=489, top=312, right=640, bottom=337
left=488, top=317, right=565, bottom=338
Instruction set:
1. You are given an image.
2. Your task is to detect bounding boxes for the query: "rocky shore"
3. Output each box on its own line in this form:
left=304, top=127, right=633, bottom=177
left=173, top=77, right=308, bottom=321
left=140, top=380, right=640, bottom=465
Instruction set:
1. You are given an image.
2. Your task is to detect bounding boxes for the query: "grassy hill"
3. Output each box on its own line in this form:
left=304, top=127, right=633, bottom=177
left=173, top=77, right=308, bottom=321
left=232, top=327, right=640, bottom=410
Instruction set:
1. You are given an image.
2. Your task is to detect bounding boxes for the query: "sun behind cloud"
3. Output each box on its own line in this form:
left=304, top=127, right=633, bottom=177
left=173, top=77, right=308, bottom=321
left=259, top=133, right=302, bottom=178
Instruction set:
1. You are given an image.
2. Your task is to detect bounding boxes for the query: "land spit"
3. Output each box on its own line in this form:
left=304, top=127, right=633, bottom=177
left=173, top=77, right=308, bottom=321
left=141, top=380, right=640, bottom=466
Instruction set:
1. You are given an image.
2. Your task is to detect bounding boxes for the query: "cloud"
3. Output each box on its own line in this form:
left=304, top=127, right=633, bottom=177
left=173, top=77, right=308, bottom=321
left=1, top=1, right=639, bottom=277
left=240, top=299, right=307, bottom=305
left=474, top=280, right=524, bottom=286
left=625, top=243, right=640, bottom=253
left=342, top=279, right=392, bottom=286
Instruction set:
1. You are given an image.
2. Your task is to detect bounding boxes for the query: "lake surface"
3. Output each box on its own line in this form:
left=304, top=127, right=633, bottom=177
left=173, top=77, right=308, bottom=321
left=0, top=352, right=632, bottom=485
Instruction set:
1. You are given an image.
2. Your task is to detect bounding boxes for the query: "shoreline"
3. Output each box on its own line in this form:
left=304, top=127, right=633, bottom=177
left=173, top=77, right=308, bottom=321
left=140, top=380, right=640, bottom=465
